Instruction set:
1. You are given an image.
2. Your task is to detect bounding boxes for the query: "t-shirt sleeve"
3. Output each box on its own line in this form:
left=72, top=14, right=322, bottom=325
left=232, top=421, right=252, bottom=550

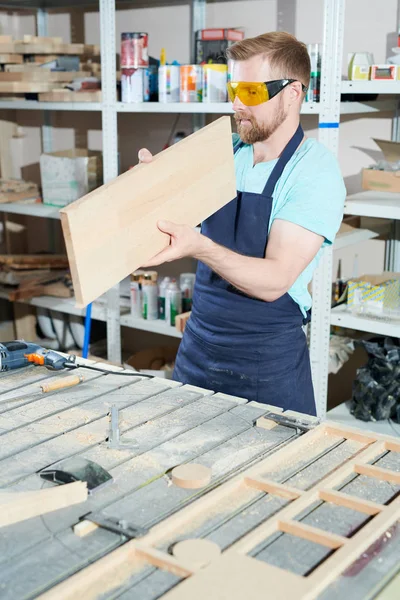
left=273, top=149, right=346, bottom=245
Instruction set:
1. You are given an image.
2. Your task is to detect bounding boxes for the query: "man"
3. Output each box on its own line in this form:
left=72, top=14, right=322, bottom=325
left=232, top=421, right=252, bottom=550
left=139, top=32, right=345, bottom=416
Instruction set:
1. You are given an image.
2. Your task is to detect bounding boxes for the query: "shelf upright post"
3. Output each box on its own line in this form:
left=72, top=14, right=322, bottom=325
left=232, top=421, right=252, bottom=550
left=309, top=0, right=346, bottom=418
left=100, top=0, right=121, bottom=363
left=37, top=8, right=52, bottom=154
left=190, top=0, right=206, bottom=132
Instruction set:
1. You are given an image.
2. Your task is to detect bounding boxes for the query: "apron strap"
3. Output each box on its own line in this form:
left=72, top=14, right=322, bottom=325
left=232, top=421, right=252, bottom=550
left=262, top=124, right=304, bottom=197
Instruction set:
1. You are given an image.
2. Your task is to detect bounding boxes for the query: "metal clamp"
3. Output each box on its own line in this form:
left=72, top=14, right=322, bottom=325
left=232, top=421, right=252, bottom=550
left=85, top=513, right=148, bottom=539
left=263, top=412, right=319, bottom=433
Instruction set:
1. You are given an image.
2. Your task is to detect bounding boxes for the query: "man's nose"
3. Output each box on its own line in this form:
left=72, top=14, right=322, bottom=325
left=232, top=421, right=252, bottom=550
left=232, top=95, right=246, bottom=112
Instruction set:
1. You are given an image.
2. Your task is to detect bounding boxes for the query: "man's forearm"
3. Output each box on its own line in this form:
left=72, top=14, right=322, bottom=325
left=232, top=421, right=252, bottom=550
left=195, top=235, right=289, bottom=302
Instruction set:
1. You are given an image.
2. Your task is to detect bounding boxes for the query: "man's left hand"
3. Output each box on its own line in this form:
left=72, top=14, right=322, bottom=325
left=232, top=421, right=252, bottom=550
left=143, top=220, right=205, bottom=267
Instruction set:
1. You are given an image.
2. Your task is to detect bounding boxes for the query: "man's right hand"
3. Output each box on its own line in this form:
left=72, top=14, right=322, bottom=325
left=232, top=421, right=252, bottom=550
left=138, top=148, right=153, bottom=164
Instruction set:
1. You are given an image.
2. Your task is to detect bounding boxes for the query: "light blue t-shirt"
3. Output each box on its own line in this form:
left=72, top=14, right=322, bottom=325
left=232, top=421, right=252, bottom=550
left=233, top=134, right=346, bottom=316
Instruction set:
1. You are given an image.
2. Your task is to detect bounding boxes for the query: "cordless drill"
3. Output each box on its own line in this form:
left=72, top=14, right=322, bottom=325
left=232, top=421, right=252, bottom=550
left=0, top=341, right=74, bottom=372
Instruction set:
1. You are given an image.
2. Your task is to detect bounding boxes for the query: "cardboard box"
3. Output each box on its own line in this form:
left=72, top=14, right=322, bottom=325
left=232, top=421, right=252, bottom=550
left=125, top=346, right=177, bottom=378
left=362, top=138, right=400, bottom=193
left=347, top=272, right=400, bottom=315
left=40, top=149, right=102, bottom=207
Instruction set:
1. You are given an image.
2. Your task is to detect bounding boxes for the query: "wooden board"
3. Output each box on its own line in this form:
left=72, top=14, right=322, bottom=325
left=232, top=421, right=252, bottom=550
left=0, top=43, right=99, bottom=56
left=60, top=117, right=236, bottom=306
left=0, top=254, right=69, bottom=269
left=0, top=81, right=59, bottom=92
left=22, top=35, right=63, bottom=45
left=0, top=54, right=23, bottom=64
left=39, top=89, right=102, bottom=102
left=0, top=71, right=87, bottom=82
left=0, top=482, right=87, bottom=527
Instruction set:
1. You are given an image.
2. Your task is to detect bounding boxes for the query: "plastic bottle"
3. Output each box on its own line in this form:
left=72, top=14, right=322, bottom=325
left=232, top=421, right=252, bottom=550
left=158, top=276, right=171, bottom=320
left=306, top=43, right=321, bottom=103
left=165, top=279, right=182, bottom=326
left=130, top=272, right=143, bottom=319
left=180, top=273, right=196, bottom=313
left=142, top=274, right=158, bottom=320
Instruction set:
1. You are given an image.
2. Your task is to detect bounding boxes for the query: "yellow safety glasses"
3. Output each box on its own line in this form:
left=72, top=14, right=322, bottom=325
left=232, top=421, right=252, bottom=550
left=227, top=79, right=307, bottom=106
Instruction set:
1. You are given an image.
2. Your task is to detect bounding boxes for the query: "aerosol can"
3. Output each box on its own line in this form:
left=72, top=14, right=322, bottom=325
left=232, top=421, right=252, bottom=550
left=165, top=279, right=182, bottom=326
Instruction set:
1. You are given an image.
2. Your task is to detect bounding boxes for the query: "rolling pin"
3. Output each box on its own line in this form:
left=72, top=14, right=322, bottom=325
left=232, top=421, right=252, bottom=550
left=40, top=374, right=84, bottom=393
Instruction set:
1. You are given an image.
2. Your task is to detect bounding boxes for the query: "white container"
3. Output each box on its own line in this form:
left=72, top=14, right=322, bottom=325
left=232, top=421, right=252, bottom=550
left=180, top=273, right=195, bottom=312
left=165, top=279, right=182, bottom=326
left=158, top=65, right=180, bottom=103
left=158, top=276, right=171, bottom=320
left=142, top=280, right=158, bottom=320
left=121, top=67, right=145, bottom=103
left=130, top=272, right=143, bottom=319
left=203, top=64, right=228, bottom=102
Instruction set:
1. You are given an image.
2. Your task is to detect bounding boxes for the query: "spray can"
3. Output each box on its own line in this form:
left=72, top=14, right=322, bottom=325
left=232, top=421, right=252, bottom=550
left=158, top=276, right=171, bottom=320
left=165, top=279, right=182, bottom=326
left=130, top=271, right=143, bottom=319
left=143, top=67, right=150, bottom=101
left=180, top=273, right=195, bottom=312
left=180, top=65, right=202, bottom=102
left=142, top=274, right=158, bottom=320
left=121, top=32, right=149, bottom=68
left=121, top=67, right=145, bottom=103
left=306, top=43, right=321, bottom=103
left=203, top=64, right=228, bottom=102
left=158, top=65, right=180, bottom=103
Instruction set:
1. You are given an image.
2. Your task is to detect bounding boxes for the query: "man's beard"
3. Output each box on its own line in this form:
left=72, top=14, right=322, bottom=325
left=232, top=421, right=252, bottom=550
left=234, top=98, right=287, bottom=144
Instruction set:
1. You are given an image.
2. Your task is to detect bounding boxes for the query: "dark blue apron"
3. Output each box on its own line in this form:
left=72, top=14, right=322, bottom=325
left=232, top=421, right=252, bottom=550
left=173, top=124, right=316, bottom=416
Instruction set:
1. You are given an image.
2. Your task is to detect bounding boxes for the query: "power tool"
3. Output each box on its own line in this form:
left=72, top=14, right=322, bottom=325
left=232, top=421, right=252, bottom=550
left=0, top=340, right=75, bottom=372
left=0, top=340, right=154, bottom=378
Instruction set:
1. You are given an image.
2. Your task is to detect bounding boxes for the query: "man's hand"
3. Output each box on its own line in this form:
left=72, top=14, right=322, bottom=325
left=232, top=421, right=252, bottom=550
left=142, top=221, right=207, bottom=267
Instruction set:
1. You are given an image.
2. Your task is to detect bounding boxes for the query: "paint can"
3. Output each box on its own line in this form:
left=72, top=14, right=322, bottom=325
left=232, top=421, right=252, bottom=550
left=203, top=64, right=228, bottom=102
left=121, top=32, right=149, bottom=68
left=142, top=274, right=158, bottom=321
left=180, top=65, right=202, bottom=102
left=165, top=279, right=182, bottom=326
left=158, top=65, right=180, bottom=103
left=121, top=67, right=145, bottom=103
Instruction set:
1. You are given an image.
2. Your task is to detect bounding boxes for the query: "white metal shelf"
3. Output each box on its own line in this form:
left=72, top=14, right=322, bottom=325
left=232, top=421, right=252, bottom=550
left=0, top=201, right=60, bottom=218
left=0, top=99, right=396, bottom=115
left=342, top=81, right=400, bottom=95
left=331, top=304, right=400, bottom=337
left=120, top=314, right=182, bottom=338
left=333, top=227, right=378, bottom=249
left=0, top=100, right=102, bottom=111
left=344, top=191, right=400, bottom=220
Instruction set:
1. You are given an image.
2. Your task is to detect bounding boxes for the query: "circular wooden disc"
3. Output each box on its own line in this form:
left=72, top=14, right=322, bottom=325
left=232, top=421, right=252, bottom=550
left=171, top=464, right=211, bottom=489
left=173, top=539, right=221, bottom=569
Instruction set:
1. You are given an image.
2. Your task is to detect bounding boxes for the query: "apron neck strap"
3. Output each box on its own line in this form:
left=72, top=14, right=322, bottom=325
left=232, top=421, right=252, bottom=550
left=262, top=123, right=304, bottom=197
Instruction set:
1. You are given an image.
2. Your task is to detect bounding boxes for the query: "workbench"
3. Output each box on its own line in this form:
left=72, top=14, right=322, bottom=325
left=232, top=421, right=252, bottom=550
left=0, top=361, right=399, bottom=600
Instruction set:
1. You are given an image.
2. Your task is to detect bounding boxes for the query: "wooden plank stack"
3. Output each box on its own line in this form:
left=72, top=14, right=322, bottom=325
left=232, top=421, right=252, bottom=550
left=0, top=35, right=100, bottom=99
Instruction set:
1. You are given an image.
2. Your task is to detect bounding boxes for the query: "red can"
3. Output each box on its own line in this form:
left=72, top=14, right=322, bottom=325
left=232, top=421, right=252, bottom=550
left=121, top=32, right=149, bottom=68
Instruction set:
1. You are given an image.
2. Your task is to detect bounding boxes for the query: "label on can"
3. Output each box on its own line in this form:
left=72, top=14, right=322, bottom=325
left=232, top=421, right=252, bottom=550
left=121, top=32, right=149, bottom=68
left=180, top=65, right=202, bottom=103
left=203, top=64, right=227, bottom=103
left=121, top=68, right=144, bottom=103
left=159, top=65, right=180, bottom=103
left=142, top=283, right=158, bottom=320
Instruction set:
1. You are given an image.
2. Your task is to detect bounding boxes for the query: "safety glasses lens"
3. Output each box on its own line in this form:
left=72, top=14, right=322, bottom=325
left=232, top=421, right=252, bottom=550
left=227, top=82, right=269, bottom=106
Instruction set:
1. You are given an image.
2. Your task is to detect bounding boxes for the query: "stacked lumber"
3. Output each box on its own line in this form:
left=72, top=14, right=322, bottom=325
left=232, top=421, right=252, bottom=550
left=0, top=254, right=73, bottom=301
left=0, top=179, right=40, bottom=203
left=0, top=36, right=100, bottom=97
